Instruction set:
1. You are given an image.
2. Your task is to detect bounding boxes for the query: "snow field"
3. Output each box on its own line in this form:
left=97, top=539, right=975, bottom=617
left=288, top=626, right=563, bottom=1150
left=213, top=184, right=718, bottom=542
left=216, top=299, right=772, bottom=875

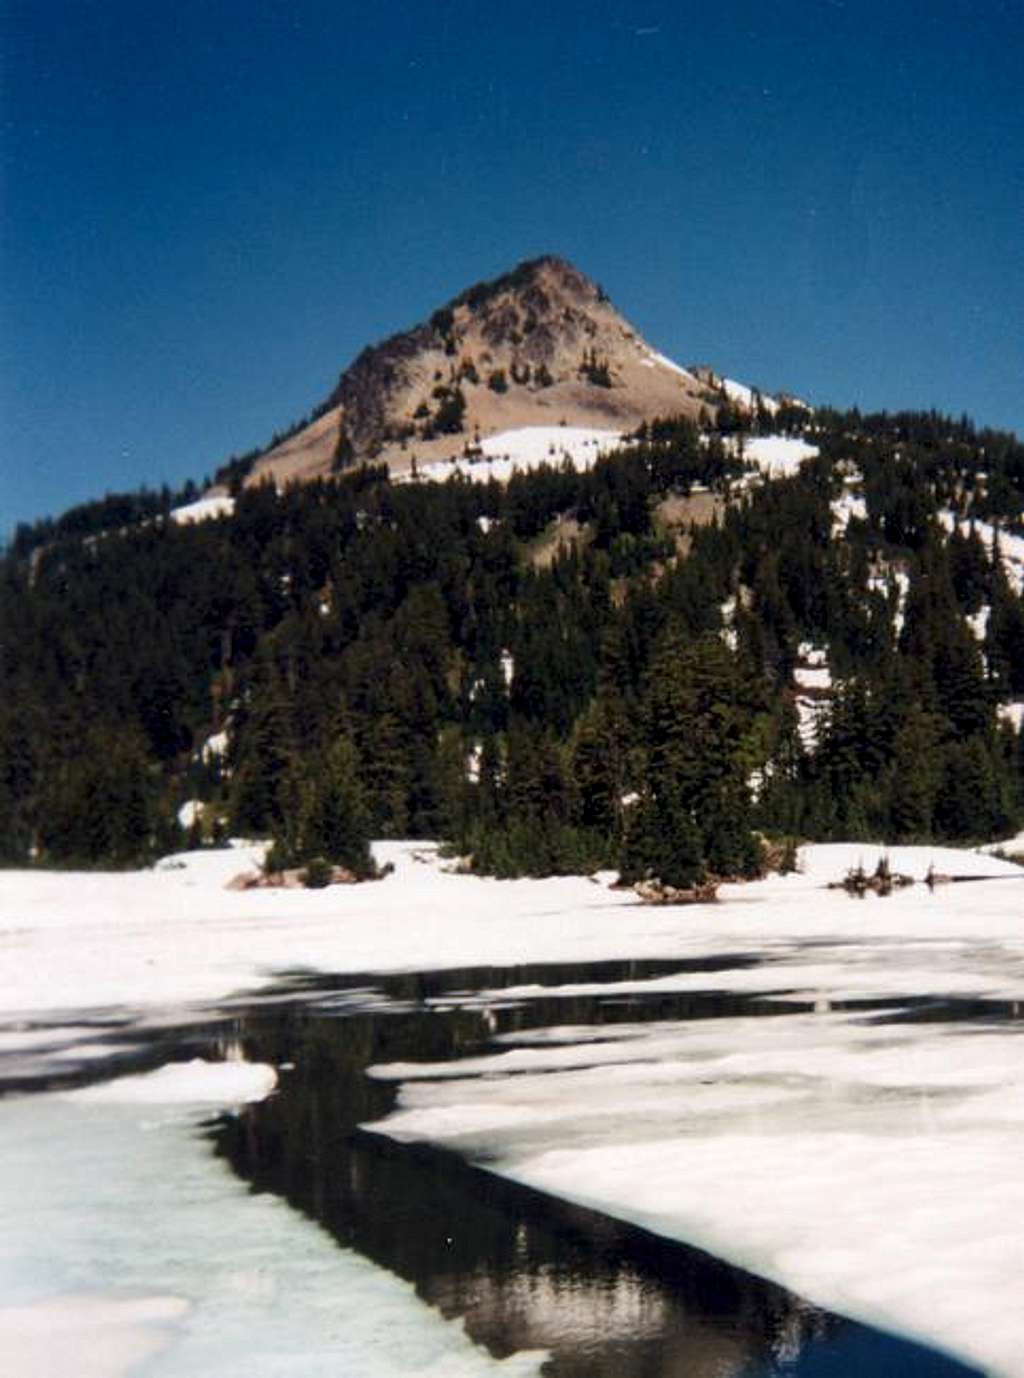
left=416, top=427, right=625, bottom=483
left=2, top=840, right=1023, bottom=1024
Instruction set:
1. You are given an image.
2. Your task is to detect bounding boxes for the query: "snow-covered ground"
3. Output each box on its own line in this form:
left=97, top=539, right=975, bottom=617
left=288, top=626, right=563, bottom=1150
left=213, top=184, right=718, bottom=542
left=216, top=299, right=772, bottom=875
left=740, top=434, right=820, bottom=477
left=2, top=840, right=1023, bottom=1376
left=723, top=377, right=755, bottom=409
left=416, top=427, right=625, bottom=483
left=168, top=495, right=236, bottom=526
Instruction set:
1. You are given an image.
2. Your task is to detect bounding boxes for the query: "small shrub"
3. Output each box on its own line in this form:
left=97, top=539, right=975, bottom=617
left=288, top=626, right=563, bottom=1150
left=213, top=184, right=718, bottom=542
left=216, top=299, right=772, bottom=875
left=302, top=856, right=333, bottom=888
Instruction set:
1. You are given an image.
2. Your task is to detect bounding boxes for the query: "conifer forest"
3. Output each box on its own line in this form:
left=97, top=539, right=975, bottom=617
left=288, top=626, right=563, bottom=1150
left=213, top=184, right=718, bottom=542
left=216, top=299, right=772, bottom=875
left=3, top=407, right=1023, bottom=881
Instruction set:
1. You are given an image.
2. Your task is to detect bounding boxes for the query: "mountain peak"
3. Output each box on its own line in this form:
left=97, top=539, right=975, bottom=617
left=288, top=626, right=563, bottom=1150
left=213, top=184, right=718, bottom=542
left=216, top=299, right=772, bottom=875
left=449, top=255, right=605, bottom=312
left=243, top=258, right=708, bottom=490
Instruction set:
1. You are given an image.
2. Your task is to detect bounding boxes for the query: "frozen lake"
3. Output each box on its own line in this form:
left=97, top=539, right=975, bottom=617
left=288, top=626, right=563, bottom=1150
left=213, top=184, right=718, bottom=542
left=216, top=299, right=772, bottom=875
left=1, top=839, right=1022, bottom=1374
left=2, top=953, right=1008, bottom=1376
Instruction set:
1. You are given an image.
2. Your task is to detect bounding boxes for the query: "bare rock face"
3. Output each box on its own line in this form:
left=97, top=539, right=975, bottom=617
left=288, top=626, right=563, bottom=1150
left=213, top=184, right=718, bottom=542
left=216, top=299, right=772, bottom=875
left=245, top=256, right=712, bottom=490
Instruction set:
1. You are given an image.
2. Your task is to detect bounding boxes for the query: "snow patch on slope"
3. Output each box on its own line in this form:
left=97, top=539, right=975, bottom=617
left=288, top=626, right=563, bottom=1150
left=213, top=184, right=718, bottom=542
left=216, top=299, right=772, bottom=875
left=832, top=491, right=867, bottom=534
left=169, top=496, right=235, bottom=526
left=417, top=427, right=624, bottom=484
left=742, top=435, right=820, bottom=477
left=722, top=377, right=754, bottom=409
left=938, top=512, right=1024, bottom=594
left=646, top=350, right=697, bottom=383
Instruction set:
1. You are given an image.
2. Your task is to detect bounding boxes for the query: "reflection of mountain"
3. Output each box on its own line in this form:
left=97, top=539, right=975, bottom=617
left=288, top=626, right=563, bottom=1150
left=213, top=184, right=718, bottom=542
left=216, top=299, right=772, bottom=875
left=211, top=973, right=980, bottom=1378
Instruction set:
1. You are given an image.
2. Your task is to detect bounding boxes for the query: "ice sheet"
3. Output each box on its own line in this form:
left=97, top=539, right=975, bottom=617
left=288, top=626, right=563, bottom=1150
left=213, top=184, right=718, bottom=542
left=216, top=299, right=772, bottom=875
left=64, top=1057, right=277, bottom=1105
left=0, top=1095, right=545, bottom=1378
left=366, top=1006, right=1024, bottom=1377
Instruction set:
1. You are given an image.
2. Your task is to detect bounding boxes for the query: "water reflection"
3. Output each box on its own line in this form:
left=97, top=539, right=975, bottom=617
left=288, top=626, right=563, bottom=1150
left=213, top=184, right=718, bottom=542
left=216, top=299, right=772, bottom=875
left=213, top=959, right=985, bottom=1377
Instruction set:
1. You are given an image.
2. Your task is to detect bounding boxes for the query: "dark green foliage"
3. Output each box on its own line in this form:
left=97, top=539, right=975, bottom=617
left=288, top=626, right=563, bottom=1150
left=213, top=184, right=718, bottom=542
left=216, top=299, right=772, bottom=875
left=3, top=401, right=1023, bottom=878
left=579, top=348, right=612, bottom=388
left=35, top=724, right=168, bottom=867
left=302, top=856, right=333, bottom=888
left=424, top=385, right=466, bottom=436
left=10, top=484, right=193, bottom=560
left=618, top=629, right=764, bottom=886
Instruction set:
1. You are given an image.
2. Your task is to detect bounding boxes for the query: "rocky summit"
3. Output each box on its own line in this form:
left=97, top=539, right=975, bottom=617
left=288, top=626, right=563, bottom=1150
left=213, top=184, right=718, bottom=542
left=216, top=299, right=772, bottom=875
left=240, top=256, right=719, bottom=490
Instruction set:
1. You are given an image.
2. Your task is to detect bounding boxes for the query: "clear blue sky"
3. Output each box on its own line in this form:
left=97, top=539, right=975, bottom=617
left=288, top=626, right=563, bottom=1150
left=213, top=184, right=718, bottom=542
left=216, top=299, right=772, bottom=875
left=2, top=0, right=1022, bottom=531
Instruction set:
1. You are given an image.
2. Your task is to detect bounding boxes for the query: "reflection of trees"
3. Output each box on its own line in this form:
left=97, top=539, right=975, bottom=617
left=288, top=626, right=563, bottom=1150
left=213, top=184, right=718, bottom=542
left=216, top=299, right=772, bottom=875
left=213, top=970, right=979, bottom=1378
left=211, top=987, right=813, bottom=1377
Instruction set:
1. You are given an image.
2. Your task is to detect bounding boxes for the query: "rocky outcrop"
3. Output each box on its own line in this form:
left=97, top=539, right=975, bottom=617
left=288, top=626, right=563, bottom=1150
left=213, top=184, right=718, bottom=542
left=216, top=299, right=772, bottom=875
left=634, top=877, right=720, bottom=905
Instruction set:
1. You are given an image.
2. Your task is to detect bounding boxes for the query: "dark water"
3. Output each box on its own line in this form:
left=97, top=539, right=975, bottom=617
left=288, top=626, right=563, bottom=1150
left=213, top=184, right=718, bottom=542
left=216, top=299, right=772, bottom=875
left=210, top=959, right=989, bottom=1378
left=3, top=955, right=1004, bottom=1376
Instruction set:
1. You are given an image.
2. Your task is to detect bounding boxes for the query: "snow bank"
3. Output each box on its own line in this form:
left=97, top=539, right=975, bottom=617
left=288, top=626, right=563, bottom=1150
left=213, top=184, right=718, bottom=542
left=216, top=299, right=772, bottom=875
left=0, top=1293, right=189, bottom=1378
left=793, top=665, right=832, bottom=692
left=169, top=496, right=235, bottom=526
left=177, top=799, right=203, bottom=830
left=2, top=840, right=1022, bottom=1020
left=869, top=567, right=911, bottom=634
left=797, top=641, right=827, bottom=667
left=417, top=427, right=624, bottom=484
left=966, top=605, right=991, bottom=641
left=200, top=729, right=230, bottom=763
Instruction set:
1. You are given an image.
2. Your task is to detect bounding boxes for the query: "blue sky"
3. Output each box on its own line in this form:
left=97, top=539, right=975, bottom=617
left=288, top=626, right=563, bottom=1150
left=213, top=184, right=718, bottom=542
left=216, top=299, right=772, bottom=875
left=2, top=0, right=1022, bottom=531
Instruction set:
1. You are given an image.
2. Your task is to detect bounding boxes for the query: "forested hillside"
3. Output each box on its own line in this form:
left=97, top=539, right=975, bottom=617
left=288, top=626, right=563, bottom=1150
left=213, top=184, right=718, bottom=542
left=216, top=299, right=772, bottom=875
left=3, top=406, right=1023, bottom=881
